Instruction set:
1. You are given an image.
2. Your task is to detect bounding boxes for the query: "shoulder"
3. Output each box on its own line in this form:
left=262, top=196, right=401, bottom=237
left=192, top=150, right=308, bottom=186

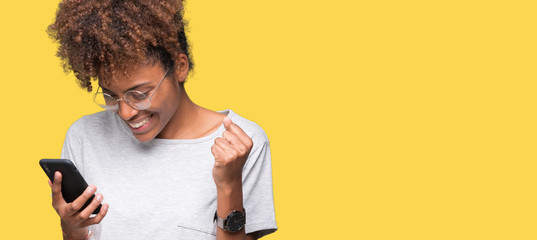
left=224, top=109, right=269, bottom=150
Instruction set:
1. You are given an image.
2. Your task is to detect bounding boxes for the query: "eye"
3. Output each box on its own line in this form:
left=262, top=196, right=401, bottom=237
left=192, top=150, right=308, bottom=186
left=102, top=91, right=116, bottom=98
left=129, top=91, right=149, bottom=101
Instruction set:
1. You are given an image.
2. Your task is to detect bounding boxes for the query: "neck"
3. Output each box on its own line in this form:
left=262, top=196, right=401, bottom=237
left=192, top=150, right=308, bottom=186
left=157, top=86, right=204, bottom=139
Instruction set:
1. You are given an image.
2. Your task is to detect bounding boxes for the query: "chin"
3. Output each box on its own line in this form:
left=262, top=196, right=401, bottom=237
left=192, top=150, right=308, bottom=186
left=133, top=133, right=157, bottom=142
left=126, top=113, right=161, bottom=142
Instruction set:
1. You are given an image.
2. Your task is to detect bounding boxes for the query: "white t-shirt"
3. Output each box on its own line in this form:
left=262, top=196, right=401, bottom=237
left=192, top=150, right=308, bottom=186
left=61, top=109, right=277, bottom=239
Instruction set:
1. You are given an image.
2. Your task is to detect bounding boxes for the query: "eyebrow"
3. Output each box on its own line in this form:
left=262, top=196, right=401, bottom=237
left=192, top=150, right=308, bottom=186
left=100, top=82, right=152, bottom=94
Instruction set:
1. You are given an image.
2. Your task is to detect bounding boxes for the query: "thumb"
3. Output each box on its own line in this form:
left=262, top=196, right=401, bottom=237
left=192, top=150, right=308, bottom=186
left=223, top=116, right=232, bottom=130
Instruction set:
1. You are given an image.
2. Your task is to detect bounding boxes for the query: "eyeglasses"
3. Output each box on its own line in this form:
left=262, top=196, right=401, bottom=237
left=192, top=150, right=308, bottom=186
left=93, top=68, right=170, bottom=111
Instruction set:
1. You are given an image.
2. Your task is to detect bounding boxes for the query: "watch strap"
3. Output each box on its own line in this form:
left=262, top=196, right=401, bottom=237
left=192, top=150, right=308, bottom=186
left=214, top=212, right=225, bottom=229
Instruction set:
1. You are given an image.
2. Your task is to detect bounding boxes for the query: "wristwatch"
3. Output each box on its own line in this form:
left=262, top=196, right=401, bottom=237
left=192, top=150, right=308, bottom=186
left=213, top=209, right=246, bottom=233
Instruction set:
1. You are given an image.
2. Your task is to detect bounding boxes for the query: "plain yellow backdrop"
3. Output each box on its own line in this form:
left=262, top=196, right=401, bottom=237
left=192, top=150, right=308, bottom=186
left=1, top=0, right=536, bottom=239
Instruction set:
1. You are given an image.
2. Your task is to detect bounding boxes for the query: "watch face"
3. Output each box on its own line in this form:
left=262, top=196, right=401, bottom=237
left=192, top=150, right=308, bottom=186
left=225, top=211, right=245, bottom=232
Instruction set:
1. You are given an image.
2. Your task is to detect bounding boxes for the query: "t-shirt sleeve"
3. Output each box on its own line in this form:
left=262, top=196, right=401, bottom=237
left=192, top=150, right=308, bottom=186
left=242, top=132, right=278, bottom=238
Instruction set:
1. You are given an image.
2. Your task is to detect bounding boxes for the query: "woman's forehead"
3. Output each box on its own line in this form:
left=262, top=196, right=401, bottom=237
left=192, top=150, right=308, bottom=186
left=98, top=63, right=165, bottom=90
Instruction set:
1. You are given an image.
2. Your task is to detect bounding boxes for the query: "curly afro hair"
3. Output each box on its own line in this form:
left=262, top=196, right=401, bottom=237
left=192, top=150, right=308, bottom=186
left=48, top=0, right=194, bottom=92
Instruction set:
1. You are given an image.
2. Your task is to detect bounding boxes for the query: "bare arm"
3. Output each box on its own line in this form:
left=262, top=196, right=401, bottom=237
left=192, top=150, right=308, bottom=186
left=211, top=117, right=255, bottom=240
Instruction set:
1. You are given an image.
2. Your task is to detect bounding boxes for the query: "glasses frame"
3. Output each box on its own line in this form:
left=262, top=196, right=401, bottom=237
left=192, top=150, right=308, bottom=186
left=93, top=67, right=171, bottom=111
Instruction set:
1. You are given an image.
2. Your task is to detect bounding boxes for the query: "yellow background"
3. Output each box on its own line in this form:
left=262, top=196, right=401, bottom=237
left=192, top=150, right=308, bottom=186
left=1, top=0, right=536, bottom=239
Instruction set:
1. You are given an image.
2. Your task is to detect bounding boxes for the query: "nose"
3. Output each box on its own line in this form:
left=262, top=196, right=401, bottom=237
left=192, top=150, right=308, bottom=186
left=116, top=100, right=139, bottom=120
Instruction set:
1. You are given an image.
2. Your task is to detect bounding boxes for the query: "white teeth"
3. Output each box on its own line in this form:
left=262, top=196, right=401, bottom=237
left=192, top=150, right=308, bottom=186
left=128, top=117, right=149, bottom=129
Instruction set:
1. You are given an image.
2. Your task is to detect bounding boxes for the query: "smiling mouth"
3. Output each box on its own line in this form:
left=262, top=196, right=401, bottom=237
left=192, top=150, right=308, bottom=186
left=128, top=115, right=150, bottom=129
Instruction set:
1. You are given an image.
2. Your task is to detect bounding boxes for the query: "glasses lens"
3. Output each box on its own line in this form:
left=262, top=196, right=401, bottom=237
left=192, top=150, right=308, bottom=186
left=94, top=93, right=118, bottom=111
left=125, top=91, right=151, bottom=110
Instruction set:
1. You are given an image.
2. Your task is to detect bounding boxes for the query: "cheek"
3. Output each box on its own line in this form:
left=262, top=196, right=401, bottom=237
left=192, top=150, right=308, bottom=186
left=153, top=88, right=181, bottom=120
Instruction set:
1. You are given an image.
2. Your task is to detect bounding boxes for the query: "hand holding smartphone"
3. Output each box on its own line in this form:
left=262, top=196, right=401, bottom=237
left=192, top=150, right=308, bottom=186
left=40, top=159, right=102, bottom=214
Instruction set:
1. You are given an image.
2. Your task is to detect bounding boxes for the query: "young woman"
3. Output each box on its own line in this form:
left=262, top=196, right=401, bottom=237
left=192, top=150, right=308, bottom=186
left=46, top=0, right=277, bottom=239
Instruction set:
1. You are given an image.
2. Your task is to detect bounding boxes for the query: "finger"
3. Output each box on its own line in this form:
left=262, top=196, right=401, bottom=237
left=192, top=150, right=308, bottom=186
left=211, top=143, right=225, bottom=157
left=223, top=116, right=233, bottom=130
left=214, top=137, right=234, bottom=153
left=222, top=131, right=247, bottom=152
left=48, top=180, right=52, bottom=188
left=66, top=185, right=97, bottom=214
left=77, top=193, right=104, bottom=220
left=52, top=172, right=66, bottom=206
left=222, top=117, right=252, bottom=147
left=81, top=203, right=109, bottom=227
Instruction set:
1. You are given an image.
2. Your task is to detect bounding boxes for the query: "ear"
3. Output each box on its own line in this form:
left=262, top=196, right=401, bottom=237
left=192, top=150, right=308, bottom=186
left=173, top=53, right=189, bottom=84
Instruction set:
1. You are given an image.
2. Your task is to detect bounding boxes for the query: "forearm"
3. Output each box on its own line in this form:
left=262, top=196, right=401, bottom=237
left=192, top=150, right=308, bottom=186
left=61, top=221, right=88, bottom=240
left=216, top=182, right=245, bottom=240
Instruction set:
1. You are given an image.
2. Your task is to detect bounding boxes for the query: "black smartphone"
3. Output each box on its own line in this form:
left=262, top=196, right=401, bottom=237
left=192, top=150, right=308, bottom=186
left=40, top=159, right=102, bottom=214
